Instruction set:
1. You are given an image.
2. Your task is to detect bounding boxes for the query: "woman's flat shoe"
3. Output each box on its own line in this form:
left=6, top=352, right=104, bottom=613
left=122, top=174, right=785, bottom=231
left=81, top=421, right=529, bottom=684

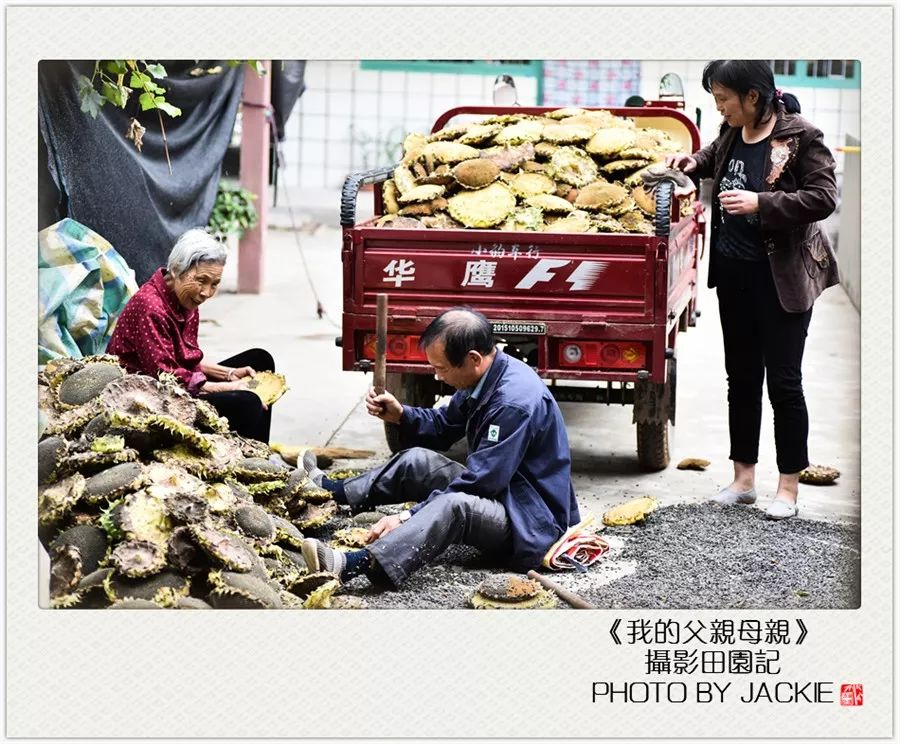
left=765, top=497, right=798, bottom=520
left=711, top=487, right=757, bottom=505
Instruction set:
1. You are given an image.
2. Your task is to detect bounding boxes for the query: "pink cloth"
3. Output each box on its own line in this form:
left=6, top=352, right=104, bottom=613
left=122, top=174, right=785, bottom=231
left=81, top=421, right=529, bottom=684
left=107, top=268, right=207, bottom=394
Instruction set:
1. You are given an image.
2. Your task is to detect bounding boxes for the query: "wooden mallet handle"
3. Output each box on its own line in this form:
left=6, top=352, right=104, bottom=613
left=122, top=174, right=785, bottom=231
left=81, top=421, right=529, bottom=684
left=527, top=570, right=595, bottom=609
left=374, top=294, right=388, bottom=395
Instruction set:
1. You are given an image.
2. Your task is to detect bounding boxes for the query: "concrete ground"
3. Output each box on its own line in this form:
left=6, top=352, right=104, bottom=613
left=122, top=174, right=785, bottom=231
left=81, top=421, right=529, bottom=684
left=196, top=193, right=860, bottom=607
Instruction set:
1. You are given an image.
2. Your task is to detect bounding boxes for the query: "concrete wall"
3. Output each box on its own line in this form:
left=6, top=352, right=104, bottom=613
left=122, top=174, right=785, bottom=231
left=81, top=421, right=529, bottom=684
left=277, top=61, right=859, bottom=192
left=639, top=61, right=860, bottom=182
left=837, top=135, right=861, bottom=311
left=278, top=61, right=538, bottom=190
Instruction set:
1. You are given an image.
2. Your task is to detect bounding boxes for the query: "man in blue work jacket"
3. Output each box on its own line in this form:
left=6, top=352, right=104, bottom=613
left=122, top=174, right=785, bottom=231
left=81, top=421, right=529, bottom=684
left=302, top=307, right=581, bottom=588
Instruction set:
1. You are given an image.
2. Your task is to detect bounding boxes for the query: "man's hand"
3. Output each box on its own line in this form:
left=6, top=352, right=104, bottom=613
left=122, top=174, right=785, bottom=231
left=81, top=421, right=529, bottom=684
left=664, top=153, right=698, bottom=173
left=718, top=189, right=759, bottom=215
left=367, top=514, right=403, bottom=542
left=365, top=388, right=403, bottom=424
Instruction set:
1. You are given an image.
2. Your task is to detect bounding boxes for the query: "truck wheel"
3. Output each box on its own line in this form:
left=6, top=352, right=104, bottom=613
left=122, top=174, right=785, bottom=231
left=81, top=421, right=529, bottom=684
left=383, top=373, right=440, bottom=453
left=636, top=421, right=669, bottom=471
left=634, top=357, right=676, bottom=471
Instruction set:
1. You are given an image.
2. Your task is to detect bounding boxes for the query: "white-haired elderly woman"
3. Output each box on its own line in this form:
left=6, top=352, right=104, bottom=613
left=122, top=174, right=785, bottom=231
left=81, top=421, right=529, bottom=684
left=108, top=228, right=275, bottom=442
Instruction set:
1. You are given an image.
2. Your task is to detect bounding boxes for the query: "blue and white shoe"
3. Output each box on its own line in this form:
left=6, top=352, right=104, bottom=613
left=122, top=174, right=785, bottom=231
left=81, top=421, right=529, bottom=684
left=302, top=449, right=326, bottom=487
left=765, top=497, right=798, bottom=520
left=711, top=487, right=757, bottom=505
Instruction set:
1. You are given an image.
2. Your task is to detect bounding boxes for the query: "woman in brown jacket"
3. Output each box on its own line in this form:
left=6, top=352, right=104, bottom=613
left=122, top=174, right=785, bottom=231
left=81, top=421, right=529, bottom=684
left=667, top=60, right=839, bottom=520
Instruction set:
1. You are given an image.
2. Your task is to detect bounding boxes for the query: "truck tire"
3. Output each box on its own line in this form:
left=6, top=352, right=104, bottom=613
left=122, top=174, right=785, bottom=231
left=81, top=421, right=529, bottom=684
left=383, top=373, right=440, bottom=453
left=634, top=358, right=676, bottom=471
left=636, top=421, right=669, bottom=471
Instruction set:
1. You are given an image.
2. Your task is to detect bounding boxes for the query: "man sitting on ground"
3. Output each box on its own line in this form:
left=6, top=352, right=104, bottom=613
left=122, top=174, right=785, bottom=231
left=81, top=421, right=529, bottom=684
left=301, top=307, right=581, bottom=588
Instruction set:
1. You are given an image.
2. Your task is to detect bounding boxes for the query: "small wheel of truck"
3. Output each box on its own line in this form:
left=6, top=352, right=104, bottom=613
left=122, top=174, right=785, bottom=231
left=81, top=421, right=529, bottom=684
left=634, top=357, right=677, bottom=471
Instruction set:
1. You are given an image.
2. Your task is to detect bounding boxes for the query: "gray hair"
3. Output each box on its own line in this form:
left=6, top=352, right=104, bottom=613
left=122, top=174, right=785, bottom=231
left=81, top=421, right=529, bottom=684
left=166, top=229, right=227, bottom=277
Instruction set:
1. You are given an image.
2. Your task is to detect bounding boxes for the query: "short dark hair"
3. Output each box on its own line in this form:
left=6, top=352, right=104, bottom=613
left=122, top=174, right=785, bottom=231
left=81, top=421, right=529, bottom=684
left=419, top=307, right=495, bottom=367
left=702, top=60, right=801, bottom=127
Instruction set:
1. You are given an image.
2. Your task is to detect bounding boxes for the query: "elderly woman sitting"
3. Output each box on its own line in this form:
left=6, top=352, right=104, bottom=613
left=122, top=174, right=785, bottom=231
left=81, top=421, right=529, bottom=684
left=108, top=228, right=275, bottom=442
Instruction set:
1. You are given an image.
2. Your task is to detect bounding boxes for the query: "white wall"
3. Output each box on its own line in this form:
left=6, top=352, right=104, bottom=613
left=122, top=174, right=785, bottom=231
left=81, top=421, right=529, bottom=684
left=279, top=61, right=538, bottom=190
left=277, top=61, right=859, bottom=192
left=638, top=61, right=860, bottom=181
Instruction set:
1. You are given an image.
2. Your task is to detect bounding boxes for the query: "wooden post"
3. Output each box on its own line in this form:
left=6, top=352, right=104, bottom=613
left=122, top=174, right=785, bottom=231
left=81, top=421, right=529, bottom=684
left=237, top=60, right=271, bottom=294
left=374, top=294, right=388, bottom=395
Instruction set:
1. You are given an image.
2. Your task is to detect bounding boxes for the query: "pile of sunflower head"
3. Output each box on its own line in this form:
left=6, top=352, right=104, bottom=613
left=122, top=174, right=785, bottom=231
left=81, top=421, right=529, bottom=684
left=377, top=107, right=694, bottom=234
left=38, top=356, right=344, bottom=610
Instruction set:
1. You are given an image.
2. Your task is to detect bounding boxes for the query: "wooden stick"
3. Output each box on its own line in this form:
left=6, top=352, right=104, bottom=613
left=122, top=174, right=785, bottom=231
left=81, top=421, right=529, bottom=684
left=527, top=570, right=595, bottom=609
left=374, top=293, right=388, bottom=395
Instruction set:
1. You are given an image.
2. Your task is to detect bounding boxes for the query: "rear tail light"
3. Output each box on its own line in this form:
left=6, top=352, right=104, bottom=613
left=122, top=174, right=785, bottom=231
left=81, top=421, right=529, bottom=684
left=362, top=334, right=429, bottom=362
left=557, top=340, right=646, bottom=370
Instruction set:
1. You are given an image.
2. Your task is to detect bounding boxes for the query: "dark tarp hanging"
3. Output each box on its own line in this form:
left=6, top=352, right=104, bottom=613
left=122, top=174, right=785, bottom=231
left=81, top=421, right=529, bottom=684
left=271, top=60, right=306, bottom=141
left=38, top=60, right=244, bottom=284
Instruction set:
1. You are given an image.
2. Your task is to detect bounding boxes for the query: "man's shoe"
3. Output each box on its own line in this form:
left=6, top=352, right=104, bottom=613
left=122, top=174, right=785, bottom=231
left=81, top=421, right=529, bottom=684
left=302, top=450, right=326, bottom=487
left=765, top=497, right=798, bottom=521
left=301, top=538, right=346, bottom=577
left=711, top=487, right=757, bottom=505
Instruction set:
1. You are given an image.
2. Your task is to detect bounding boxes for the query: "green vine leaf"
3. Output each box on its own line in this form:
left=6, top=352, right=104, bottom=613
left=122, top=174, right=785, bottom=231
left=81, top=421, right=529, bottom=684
left=129, top=71, right=151, bottom=90
left=101, top=81, right=129, bottom=108
left=145, top=63, right=167, bottom=79
left=77, top=75, right=105, bottom=117
left=155, top=99, right=182, bottom=117
left=104, top=60, right=128, bottom=75
left=138, top=91, right=157, bottom=111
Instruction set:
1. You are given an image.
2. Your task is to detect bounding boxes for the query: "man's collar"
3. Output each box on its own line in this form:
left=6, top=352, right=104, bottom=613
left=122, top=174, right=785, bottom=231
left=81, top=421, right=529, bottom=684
left=469, top=365, right=489, bottom=400
left=468, top=349, right=500, bottom=401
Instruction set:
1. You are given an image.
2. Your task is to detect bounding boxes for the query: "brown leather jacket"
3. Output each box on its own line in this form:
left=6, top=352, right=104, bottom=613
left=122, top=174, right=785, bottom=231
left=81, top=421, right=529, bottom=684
left=692, top=103, right=839, bottom=312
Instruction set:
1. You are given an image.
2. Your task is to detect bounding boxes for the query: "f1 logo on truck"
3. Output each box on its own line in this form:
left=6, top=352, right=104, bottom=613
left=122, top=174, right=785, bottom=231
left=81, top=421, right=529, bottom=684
left=515, top=259, right=608, bottom=291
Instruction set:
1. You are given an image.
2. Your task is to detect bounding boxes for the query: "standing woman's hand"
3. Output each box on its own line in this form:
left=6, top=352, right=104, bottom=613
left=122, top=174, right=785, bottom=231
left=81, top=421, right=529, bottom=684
left=718, top=189, right=760, bottom=215
left=665, top=153, right=698, bottom=173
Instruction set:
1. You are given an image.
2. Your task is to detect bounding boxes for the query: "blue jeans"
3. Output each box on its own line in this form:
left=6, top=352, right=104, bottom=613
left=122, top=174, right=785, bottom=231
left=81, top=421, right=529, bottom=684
left=342, top=447, right=512, bottom=587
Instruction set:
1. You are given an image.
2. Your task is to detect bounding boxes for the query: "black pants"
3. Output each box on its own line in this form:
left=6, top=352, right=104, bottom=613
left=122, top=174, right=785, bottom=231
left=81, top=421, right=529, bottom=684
left=200, top=348, right=274, bottom=443
left=716, top=256, right=812, bottom=474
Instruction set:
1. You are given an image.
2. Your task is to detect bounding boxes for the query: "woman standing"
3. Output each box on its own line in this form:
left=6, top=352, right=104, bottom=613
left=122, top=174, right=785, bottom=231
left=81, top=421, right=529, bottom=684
left=108, top=228, right=275, bottom=443
left=667, top=60, right=839, bottom=520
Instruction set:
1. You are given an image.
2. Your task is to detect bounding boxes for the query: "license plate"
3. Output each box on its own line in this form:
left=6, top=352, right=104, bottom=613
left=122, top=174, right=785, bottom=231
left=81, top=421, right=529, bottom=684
left=491, top=321, right=547, bottom=335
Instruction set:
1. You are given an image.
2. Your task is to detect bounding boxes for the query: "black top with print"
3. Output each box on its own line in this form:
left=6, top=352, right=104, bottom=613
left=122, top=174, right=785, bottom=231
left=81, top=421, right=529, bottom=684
left=716, top=136, right=769, bottom=261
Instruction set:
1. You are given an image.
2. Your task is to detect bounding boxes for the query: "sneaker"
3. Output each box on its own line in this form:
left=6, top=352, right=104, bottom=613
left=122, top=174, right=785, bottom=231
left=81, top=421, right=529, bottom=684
left=301, top=537, right=346, bottom=577
left=711, top=487, right=757, bottom=505
left=765, top=497, right=798, bottom=521
left=302, top=450, right=326, bottom=487
left=268, top=452, right=292, bottom=468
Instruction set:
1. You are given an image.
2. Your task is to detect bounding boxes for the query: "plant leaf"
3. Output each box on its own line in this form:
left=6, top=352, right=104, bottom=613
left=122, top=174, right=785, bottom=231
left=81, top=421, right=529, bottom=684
left=145, top=63, right=167, bottom=78
left=139, top=91, right=157, bottom=111
left=102, top=81, right=129, bottom=108
left=78, top=81, right=105, bottom=118
left=104, top=60, right=128, bottom=75
left=154, top=99, right=182, bottom=117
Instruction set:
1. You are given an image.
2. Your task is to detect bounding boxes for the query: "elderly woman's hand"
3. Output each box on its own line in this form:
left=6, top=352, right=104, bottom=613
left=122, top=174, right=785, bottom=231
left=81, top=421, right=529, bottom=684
left=229, top=366, right=256, bottom=380
left=201, top=379, right=250, bottom=394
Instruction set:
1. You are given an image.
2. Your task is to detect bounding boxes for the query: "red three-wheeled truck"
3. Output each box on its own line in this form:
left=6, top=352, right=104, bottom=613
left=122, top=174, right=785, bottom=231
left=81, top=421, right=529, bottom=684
left=338, top=101, right=704, bottom=470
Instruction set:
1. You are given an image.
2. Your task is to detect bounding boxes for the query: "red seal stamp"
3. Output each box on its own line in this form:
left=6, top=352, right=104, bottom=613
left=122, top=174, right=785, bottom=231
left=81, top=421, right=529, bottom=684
left=840, top=684, right=863, bottom=706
